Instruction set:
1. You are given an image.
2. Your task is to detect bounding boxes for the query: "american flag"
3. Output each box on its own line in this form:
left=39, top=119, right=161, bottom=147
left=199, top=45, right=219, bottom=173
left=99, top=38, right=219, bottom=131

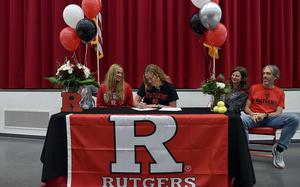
left=91, top=13, right=104, bottom=59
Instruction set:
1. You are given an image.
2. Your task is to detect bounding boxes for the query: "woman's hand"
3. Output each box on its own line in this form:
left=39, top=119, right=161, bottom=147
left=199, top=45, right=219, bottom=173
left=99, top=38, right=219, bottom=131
left=137, top=102, right=147, bottom=108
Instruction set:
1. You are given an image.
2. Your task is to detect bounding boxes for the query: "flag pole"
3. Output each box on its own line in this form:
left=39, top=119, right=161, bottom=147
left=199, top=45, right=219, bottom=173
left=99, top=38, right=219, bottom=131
left=91, top=10, right=104, bottom=84
left=96, top=14, right=100, bottom=84
left=97, top=49, right=100, bottom=84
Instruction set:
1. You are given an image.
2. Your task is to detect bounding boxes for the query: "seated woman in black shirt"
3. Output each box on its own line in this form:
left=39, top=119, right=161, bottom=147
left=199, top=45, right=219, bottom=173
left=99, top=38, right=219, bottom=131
left=135, top=64, right=179, bottom=108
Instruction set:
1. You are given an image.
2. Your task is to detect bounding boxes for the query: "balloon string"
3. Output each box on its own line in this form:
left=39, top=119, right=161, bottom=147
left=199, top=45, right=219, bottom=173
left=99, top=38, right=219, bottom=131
left=84, top=43, right=88, bottom=66
left=72, top=52, right=79, bottom=64
left=209, top=58, right=212, bottom=79
left=212, top=57, right=216, bottom=80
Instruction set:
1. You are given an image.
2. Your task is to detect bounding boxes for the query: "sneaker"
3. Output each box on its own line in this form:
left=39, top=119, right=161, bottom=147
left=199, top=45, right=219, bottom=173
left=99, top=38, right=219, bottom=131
left=272, top=145, right=285, bottom=169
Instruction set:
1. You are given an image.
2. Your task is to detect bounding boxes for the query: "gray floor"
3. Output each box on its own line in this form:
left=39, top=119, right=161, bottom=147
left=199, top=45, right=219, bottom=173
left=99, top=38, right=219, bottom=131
left=0, top=136, right=299, bottom=187
left=0, top=136, right=43, bottom=187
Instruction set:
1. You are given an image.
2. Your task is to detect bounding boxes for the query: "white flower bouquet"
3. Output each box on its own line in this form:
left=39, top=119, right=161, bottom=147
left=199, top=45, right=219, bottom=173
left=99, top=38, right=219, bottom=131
left=46, top=59, right=99, bottom=92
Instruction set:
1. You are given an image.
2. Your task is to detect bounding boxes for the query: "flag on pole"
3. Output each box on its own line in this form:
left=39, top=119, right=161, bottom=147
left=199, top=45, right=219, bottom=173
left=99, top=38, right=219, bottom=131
left=91, top=13, right=104, bottom=59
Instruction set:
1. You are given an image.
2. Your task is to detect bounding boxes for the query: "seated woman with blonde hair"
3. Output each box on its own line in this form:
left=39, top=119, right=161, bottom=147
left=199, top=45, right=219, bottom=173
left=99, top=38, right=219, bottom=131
left=135, top=64, right=179, bottom=108
left=97, top=64, right=134, bottom=107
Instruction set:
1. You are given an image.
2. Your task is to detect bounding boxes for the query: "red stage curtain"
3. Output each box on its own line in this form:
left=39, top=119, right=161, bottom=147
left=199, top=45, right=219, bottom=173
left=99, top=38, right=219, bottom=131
left=221, top=0, right=300, bottom=87
left=0, top=0, right=299, bottom=89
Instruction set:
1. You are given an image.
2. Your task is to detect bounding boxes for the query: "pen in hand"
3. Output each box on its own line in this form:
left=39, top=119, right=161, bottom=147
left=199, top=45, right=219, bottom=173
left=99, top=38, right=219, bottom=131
left=138, top=97, right=147, bottom=108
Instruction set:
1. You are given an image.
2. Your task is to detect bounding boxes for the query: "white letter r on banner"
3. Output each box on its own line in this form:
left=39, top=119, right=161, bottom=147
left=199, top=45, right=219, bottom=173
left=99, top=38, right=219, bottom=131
left=110, top=115, right=183, bottom=173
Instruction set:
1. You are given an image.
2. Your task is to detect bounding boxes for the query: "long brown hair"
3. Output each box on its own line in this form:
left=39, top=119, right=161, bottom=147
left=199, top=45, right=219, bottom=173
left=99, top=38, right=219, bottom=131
left=103, top=64, right=125, bottom=104
left=230, top=66, right=249, bottom=91
left=143, top=64, right=171, bottom=90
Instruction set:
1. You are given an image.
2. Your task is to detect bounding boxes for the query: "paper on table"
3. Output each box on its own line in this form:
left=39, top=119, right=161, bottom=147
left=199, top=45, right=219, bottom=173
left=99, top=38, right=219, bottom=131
left=131, top=107, right=158, bottom=111
left=159, top=107, right=182, bottom=111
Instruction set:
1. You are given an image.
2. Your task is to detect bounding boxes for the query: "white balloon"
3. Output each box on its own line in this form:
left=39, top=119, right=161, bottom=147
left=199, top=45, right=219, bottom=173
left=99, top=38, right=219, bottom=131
left=63, top=4, right=84, bottom=29
left=191, top=0, right=211, bottom=9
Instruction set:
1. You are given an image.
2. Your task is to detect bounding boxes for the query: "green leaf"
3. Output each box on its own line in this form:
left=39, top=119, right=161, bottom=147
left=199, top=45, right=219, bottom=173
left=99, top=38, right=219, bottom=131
left=78, top=79, right=99, bottom=87
left=45, top=77, right=60, bottom=84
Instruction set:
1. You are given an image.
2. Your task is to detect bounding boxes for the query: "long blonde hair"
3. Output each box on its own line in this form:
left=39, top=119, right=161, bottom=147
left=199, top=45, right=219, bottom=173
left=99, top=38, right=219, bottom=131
left=103, top=64, right=125, bottom=104
left=143, top=64, right=171, bottom=90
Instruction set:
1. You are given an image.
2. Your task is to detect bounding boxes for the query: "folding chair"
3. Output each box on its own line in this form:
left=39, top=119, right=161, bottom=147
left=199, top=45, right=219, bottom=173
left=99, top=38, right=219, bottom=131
left=248, top=127, right=277, bottom=157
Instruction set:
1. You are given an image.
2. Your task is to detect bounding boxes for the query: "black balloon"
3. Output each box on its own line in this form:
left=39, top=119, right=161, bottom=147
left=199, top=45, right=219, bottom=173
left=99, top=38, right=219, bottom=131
left=76, top=18, right=97, bottom=43
left=190, top=13, right=207, bottom=36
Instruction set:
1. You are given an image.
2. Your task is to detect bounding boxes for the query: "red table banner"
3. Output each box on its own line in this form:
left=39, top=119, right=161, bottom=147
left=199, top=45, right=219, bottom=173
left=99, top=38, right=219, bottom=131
left=66, top=114, right=228, bottom=187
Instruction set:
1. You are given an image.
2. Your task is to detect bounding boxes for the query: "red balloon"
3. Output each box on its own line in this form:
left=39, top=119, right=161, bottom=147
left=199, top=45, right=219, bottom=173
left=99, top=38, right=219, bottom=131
left=212, top=0, right=220, bottom=4
left=59, top=27, right=80, bottom=52
left=81, top=0, right=102, bottom=19
left=204, top=23, right=227, bottom=47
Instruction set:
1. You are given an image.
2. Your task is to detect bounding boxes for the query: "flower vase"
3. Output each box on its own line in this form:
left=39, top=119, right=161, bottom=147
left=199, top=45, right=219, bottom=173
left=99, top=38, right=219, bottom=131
left=210, top=95, right=224, bottom=111
left=65, top=86, right=79, bottom=93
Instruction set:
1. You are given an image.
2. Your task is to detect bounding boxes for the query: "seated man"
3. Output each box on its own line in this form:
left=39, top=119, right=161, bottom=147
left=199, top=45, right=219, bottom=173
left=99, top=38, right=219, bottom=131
left=241, top=65, right=299, bottom=169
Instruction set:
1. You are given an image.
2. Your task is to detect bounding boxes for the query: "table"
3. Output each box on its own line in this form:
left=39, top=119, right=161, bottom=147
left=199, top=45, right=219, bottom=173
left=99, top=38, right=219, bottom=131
left=41, top=107, right=255, bottom=187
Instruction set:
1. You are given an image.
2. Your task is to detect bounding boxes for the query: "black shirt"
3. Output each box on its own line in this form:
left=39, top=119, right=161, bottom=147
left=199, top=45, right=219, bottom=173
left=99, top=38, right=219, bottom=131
left=137, top=82, right=179, bottom=106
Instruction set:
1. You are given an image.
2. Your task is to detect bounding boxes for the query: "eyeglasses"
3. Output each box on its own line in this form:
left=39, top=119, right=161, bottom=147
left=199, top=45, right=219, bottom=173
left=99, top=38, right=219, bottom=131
left=144, top=72, right=157, bottom=82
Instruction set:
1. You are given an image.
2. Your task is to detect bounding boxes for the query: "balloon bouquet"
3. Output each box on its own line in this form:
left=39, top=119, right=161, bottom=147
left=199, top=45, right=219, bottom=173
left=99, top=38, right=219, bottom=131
left=190, top=0, right=227, bottom=80
left=60, top=0, right=102, bottom=67
left=58, top=0, right=102, bottom=110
